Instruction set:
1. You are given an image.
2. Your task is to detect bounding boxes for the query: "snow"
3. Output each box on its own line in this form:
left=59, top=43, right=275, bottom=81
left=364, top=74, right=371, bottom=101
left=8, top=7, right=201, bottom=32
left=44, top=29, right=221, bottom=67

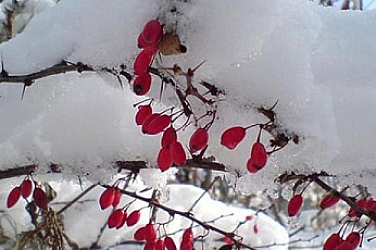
left=1, top=0, right=376, bottom=248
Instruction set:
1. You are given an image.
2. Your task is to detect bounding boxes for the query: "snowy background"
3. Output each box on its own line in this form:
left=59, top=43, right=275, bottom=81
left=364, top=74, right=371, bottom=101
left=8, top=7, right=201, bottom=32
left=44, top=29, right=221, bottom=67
left=0, top=0, right=376, bottom=249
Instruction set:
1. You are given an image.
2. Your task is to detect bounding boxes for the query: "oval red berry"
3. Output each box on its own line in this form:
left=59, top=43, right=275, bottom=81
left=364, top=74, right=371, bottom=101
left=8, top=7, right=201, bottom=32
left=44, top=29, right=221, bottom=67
left=161, top=127, right=177, bottom=147
left=107, top=209, right=125, bottom=228
left=141, top=113, right=160, bottom=134
left=164, top=236, right=177, bottom=250
left=138, top=20, right=163, bottom=49
left=345, top=232, right=361, bottom=249
left=144, top=224, right=156, bottom=243
left=20, top=179, right=33, bottom=198
left=99, top=188, right=115, bottom=210
left=134, top=226, right=146, bottom=241
left=250, top=142, right=267, bottom=169
left=133, top=48, right=157, bottom=75
left=33, top=187, right=48, bottom=210
left=170, top=141, right=186, bottom=166
left=133, top=73, right=152, bottom=96
left=157, top=146, right=173, bottom=172
left=126, top=210, right=141, bottom=227
left=189, top=128, right=208, bottom=153
left=288, top=194, right=303, bottom=216
left=155, top=239, right=165, bottom=250
left=7, top=186, right=21, bottom=208
left=220, top=126, right=246, bottom=150
left=112, top=187, right=122, bottom=207
left=320, top=193, right=340, bottom=210
left=135, top=105, right=152, bottom=125
left=145, top=114, right=171, bottom=135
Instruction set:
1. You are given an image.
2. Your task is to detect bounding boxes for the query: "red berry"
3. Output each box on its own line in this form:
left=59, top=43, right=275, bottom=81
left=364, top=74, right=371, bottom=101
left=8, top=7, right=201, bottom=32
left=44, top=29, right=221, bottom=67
left=170, top=141, right=186, bottom=165
left=182, top=227, right=193, bottom=243
left=288, top=194, right=303, bottom=216
left=134, top=48, right=157, bottom=75
left=220, top=126, right=246, bottom=150
left=144, top=114, right=171, bottom=135
left=320, top=193, right=340, bottom=209
left=20, top=179, right=33, bottom=198
left=7, top=186, right=21, bottom=208
left=345, top=232, right=361, bottom=249
left=136, top=105, right=152, bottom=125
left=112, top=187, right=121, bottom=207
left=141, top=113, right=160, bottom=134
left=250, top=142, right=267, bottom=168
left=143, top=241, right=155, bottom=250
left=161, top=127, right=177, bottom=147
left=134, top=226, right=146, bottom=241
left=253, top=224, right=259, bottom=234
left=108, top=209, right=125, bottom=229
left=133, top=73, right=152, bottom=96
left=116, top=210, right=128, bottom=229
left=144, top=224, right=156, bottom=243
left=99, top=188, right=115, bottom=210
left=189, top=128, right=208, bottom=153
left=323, top=233, right=342, bottom=250
left=33, top=187, right=48, bottom=210
left=157, top=146, right=173, bottom=172
left=164, top=236, right=177, bottom=250
left=138, top=20, right=163, bottom=49
left=127, top=210, right=141, bottom=226
left=155, top=239, right=165, bottom=250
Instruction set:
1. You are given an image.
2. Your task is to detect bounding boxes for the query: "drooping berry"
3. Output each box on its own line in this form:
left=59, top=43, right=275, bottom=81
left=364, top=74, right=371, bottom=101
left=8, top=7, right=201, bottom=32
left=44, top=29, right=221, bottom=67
left=112, top=187, right=122, bottom=207
left=99, top=188, right=115, bottom=210
left=182, top=227, right=193, bottom=243
left=116, top=210, right=128, bottom=229
left=250, top=142, right=267, bottom=168
left=108, top=209, right=125, bottom=229
left=134, top=226, right=146, bottom=241
left=320, top=193, right=340, bottom=210
left=136, top=105, right=152, bottom=125
left=161, top=127, right=177, bottom=147
left=189, top=128, right=208, bottom=153
left=141, top=113, right=160, bottom=134
left=288, top=194, right=303, bottom=216
left=138, top=20, right=163, bottom=49
left=133, top=73, right=152, bottom=96
left=157, top=146, right=173, bottom=172
left=33, top=187, right=48, bottom=210
left=164, top=236, right=177, bottom=250
left=144, top=114, right=171, bottom=135
left=134, top=48, right=157, bottom=75
left=7, top=186, right=21, bottom=208
left=220, top=126, right=246, bottom=150
left=170, top=141, right=186, bottom=165
left=127, top=210, right=141, bottom=226
left=345, top=232, right=361, bottom=249
left=144, top=224, right=157, bottom=243
left=20, top=179, right=33, bottom=198
left=155, top=239, right=165, bottom=250
left=323, top=233, right=342, bottom=250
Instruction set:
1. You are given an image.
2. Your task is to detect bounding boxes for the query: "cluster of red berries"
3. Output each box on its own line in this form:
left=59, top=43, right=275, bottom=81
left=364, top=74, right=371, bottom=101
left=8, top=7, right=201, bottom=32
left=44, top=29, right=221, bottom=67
left=133, top=20, right=163, bottom=96
left=220, top=126, right=267, bottom=174
left=323, top=231, right=361, bottom=250
left=99, top=186, right=141, bottom=229
left=348, top=197, right=376, bottom=218
left=134, top=225, right=193, bottom=250
left=6, top=176, right=48, bottom=210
